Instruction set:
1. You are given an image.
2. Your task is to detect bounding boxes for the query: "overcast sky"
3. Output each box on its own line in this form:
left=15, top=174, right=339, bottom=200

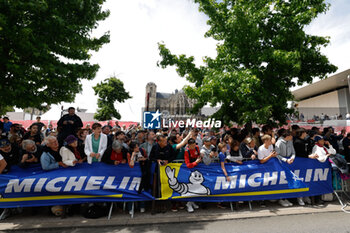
left=41, top=0, right=350, bottom=122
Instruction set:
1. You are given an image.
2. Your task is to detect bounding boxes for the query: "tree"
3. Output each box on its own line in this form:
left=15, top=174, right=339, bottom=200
left=158, top=0, right=337, bottom=126
left=0, top=0, right=110, bottom=113
left=93, top=77, right=131, bottom=121
left=0, top=106, right=14, bottom=116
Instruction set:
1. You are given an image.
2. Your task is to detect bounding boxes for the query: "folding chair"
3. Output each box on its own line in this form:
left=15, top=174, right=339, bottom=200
left=332, top=163, right=350, bottom=213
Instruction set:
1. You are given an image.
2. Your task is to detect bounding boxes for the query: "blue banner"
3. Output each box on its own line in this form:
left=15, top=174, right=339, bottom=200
left=0, top=163, right=154, bottom=208
left=159, top=158, right=333, bottom=202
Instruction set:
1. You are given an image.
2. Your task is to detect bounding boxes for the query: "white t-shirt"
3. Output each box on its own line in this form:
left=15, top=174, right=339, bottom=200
left=0, top=154, right=3, bottom=160
left=258, top=144, right=274, bottom=160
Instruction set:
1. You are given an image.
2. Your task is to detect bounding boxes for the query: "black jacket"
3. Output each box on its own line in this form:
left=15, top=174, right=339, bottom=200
left=343, top=137, right=350, bottom=161
left=23, top=132, right=42, bottom=144
left=57, top=114, right=83, bottom=136
left=294, top=137, right=309, bottom=158
left=0, top=144, right=20, bottom=173
left=239, top=143, right=257, bottom=159
left=149, top=143, right=176, bottom=162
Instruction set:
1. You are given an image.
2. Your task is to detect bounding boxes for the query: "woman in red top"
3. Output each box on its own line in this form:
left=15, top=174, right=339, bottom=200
left=101, top=140, right=129, bottom=165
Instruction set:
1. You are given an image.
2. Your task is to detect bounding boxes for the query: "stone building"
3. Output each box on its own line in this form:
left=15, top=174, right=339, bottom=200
left=145, top=82, right=197, bottom=117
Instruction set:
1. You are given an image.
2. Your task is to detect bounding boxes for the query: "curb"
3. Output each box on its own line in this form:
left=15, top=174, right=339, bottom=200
left=0, top=203, right=343, bottom=231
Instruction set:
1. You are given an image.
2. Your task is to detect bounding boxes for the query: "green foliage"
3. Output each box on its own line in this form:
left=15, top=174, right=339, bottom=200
left=158, top=0, right=337, bottom=125
left=0, top=0, right=110, bottom=111
left=93, top=77, right=131, bottom=121
left=0, top=106, right=14, bottom=116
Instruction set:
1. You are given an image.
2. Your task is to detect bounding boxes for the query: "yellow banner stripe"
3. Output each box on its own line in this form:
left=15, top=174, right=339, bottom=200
left=159, top=188, right=309, bottom=200
left=0, top=194, right=123, bottom=202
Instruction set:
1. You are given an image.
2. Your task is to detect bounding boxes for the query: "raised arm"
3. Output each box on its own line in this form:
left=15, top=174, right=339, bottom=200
left=175, top=131, right=193, bottom=150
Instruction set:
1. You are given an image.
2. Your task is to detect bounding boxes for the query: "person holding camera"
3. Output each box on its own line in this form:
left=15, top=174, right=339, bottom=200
left=0, top=138, right=20, bottom=173
left=201, top=136, right=218, bottom=165
left=312, top=135, right=336, bottom=162
left=275, top=130, right=296, bottom=165
left=257, top=135, right=277, bottom=163
left=19, top=139, right=43, bottom=168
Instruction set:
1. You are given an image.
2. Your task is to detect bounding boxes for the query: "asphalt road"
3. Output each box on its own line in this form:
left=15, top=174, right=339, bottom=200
left=7, top=212, right=350, bottom=233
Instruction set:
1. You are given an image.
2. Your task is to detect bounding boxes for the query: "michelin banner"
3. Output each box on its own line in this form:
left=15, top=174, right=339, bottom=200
left=160, top=158, right=333, bottom=202
left=0, top=163, right=154, bottom=208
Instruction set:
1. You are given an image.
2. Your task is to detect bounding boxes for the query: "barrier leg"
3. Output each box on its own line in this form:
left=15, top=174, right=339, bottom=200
left=151, top=168, right=158, bottom=215
left=0, top=209, right=11, bottom=220
left=230, top=202, right=234, bottom=212
left=333, top=191, right=350, bottom=214
left=248, top=201, right=252, bottom=211
left=131, top=202, right=134, bottom=218
left=107, top=203, right=114, bottom=220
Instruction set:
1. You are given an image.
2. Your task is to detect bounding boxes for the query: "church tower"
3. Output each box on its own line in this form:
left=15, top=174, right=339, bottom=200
left=145, top=82, right=157, bottom=111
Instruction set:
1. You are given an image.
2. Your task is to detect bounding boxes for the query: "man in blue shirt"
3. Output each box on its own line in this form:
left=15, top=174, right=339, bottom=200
left=2, top=117, right=12, bottom=134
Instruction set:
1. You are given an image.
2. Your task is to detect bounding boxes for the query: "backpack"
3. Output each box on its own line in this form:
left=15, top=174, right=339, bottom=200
left=187, top=146, right=200, bottom=163
left=329, top=154, right=349, bottom=174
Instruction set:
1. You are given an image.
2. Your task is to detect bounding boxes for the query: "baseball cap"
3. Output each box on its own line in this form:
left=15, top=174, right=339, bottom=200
left=188, top=138, right=196, bottom=144
left=314, top=135, right=324, bottom=142
left=0, top=138, right=11, bottom=148
left=203, top=136, right=211, bottom=142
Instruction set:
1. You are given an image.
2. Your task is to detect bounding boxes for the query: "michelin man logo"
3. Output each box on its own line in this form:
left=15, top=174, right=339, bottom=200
left=165, top=166, right=211, bottom=196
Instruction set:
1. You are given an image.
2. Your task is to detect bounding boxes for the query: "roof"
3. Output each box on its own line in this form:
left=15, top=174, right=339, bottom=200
left=292, top=69, right=350, bottom=101
left=156, top=92, right=172, bottom=99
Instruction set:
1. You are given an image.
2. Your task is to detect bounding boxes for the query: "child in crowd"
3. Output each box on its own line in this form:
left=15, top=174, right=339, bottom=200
left=217, top=142, right=229, bottom=209
left=257, top=134, right=277, bottom=208
left=218, top=142, right=230, bottom=181
left=257, top=135, right=277, bottom=164
left=183, top=138, right=201, bottom=213
left=226, top=139, right=243, bottom=164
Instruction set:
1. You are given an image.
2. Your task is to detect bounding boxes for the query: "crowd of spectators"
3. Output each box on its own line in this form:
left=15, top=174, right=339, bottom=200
left=0, top=108, right=349, bottom=219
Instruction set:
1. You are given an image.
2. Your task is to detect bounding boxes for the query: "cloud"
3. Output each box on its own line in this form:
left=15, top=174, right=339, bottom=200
left=41, top=0, right=350, bottom=121
left=43, top=0, right=217, bottom=122
left=305, top=0, right=350, bottom=73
